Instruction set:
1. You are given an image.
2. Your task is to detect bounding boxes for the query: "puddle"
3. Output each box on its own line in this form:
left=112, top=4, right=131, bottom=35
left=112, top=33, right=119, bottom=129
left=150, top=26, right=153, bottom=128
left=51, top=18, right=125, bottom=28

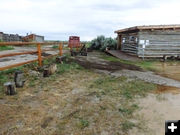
left=135, top=92, right=180, bottom=135
left=154, top=62, right=180, bottom=81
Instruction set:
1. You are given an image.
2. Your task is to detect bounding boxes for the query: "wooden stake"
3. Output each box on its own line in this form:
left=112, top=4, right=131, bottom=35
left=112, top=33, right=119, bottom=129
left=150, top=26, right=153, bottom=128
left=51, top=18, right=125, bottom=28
left=14, top=70, right=25, bottom=88
left=59, top=43, right=63, bottom=56
left=4, top=82, right=16, bottom=95
left=37, top=43, right=42, bottom=66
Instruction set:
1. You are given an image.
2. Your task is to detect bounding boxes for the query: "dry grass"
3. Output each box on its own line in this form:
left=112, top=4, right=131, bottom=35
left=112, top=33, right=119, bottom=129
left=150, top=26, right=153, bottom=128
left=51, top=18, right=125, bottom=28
left=0, top=56, right=156, bottom=135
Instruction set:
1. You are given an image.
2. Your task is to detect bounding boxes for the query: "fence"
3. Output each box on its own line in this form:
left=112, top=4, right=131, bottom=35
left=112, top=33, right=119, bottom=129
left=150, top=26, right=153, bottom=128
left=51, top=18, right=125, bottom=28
left=0, top=42, right=65, bottom=71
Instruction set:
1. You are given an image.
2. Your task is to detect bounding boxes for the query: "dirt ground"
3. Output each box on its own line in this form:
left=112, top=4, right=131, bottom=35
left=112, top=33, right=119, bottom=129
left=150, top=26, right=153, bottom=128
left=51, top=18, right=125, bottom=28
left=73, top=52, right=180, bottom=88
left=1, top=51, right=180, bottom=135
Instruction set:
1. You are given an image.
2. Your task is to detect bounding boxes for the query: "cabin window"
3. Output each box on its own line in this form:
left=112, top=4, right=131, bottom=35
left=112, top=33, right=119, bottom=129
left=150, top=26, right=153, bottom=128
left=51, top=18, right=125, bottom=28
left=139, top=40, right=150, bottom=46
left=129, top=36, right=135, bottom=41
left=122, top=38, right=126, bottom=43
left=139, top=40, right=145, bottom=45
left=129, top=36, right=138, bottom=43
left=135, top=38, right=138, bottom=43
left=145, top=40, right=150, bottom=45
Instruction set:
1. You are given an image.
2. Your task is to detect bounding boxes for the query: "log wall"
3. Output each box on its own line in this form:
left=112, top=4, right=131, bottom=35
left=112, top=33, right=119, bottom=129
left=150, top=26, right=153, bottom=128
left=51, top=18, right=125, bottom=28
left=119, top=30, right=180, bottom=58
left=121, top=33, right=138, bottom=55
left=138, top=30, right=180, bottom=57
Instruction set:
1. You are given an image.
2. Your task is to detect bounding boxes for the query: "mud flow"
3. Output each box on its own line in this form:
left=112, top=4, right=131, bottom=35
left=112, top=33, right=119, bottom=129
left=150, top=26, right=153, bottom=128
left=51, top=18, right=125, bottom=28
left=154, top=85, right=180, bottom=94
left=73, top=57, right=142, bottom=71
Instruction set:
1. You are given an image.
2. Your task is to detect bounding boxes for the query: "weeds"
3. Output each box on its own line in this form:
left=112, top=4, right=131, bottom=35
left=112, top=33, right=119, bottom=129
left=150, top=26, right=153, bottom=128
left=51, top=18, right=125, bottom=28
left=0, top=55, right=84, bottom=95
left=121, top=80, right=156, bottom=99
left=101, top=52, right=159, bottom=71
left=0, top=54, right=157, bottom=134
left=57, top=62, right=83, bottom=74
left=52, top=45, right=59, bottom=49
left=0, top=66, right=23, bottom=94
left=0, top=46, right=14, bottom=51
left=77, top=118, right=89, bottom=129
left=121, top=120, right=136, bottom=132
left=90, top=76, right=156, bottom=99
left=89, top=75, right=156, bottom=133
left=29, top=79, right=36, bottom=87
left=156, top=94, right=167, bottom=101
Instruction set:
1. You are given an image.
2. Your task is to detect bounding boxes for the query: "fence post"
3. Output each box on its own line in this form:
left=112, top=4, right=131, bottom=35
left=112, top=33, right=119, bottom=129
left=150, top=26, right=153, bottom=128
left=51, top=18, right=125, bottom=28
left=59, top=42, right=63, bottom=56
left=37, top=43, right=42, bottom=66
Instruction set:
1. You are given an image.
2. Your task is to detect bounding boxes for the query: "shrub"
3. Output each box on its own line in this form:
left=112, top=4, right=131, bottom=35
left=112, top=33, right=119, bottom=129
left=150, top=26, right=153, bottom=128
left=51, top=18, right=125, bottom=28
left=90, top=35, right=117, bottom=51
left=100, top=37, right=117, bottom=51
left=90, top=35, right=105, bottom=50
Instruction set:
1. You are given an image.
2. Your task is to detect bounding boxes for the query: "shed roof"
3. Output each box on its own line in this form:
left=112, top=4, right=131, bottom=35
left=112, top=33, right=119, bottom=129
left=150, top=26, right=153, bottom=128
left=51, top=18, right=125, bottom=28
left=115, top=24, right=180, bottom=34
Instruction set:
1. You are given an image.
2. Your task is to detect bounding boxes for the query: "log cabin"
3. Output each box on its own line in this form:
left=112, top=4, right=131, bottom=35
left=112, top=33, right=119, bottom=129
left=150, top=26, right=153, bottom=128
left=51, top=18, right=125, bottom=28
left=115, top=25, right=180, bottom=58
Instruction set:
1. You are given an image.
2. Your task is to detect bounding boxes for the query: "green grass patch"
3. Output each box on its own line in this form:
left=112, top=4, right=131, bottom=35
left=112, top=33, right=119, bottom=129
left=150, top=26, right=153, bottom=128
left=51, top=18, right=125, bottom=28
left=0, top=66, right=23, bottom=95
left=77, top=118, right=89, bottom=129
left=0, top=55, right=83, bottom=96
left=101, top=52, right=159, bottom=71
left=121, top=120, right=136, bottom=132
left=0, top=46, right=14, bottom=51
left=119, top=104, right=139, bottom=117
left=90, top=76, right=156, bottom=99
left=52, top=45, right=59, bottom=49
left=57, top=62, right=83, bottom=74
left=121, top=80, right=156, bottom=99
left=89, top=75, right=156, bottom=133
left=136, top=60, right=158, bottom=71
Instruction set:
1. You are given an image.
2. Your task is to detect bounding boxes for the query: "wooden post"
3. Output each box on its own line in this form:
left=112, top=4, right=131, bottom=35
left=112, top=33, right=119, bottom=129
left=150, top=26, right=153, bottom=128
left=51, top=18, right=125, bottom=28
left=59, top=43, right=63, bottom=56
left=37, top=43, right=42, bottom=66
left=14, top=70, right=25, bottom=88
left=117, top=35, right=122, bottom=50
left=4, top=82, right=16, bottom=95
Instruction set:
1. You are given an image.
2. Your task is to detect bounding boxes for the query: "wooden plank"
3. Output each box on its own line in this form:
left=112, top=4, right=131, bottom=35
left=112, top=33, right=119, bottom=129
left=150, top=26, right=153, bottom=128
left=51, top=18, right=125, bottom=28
left=0, top=59, right=38, bottom=71
left=0, top=42, right=68, bottom=46
left=0, top=48, right=59, bottom=59
left=0, top=51, right=37, bottom=58
left=106, top=50, right=140, bottom=61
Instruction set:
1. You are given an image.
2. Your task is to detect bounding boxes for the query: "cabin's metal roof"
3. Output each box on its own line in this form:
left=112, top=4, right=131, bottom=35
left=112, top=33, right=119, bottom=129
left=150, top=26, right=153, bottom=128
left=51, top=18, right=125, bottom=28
left=115, top=24, right=180, bottom=33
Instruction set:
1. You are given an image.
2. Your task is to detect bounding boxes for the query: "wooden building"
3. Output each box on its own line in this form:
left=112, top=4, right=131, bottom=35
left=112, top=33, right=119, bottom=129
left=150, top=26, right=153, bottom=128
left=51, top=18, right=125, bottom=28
left=23, top=34, right=44, bottom=42
left=115, top=25, right=180, bottom=58
left=0, top=32, right=23, bottom=42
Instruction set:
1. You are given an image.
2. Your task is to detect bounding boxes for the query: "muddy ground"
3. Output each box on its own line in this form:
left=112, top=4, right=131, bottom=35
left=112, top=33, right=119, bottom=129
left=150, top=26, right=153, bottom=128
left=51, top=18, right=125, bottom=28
left=1, top=51, right=180, bottom=135
left=73, top=52, right=180, bottom=88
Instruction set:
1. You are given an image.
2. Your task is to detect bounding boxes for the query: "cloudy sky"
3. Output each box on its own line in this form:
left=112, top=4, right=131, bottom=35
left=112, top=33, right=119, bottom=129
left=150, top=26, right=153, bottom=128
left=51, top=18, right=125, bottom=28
left=0, top=0, right=180, bottom=41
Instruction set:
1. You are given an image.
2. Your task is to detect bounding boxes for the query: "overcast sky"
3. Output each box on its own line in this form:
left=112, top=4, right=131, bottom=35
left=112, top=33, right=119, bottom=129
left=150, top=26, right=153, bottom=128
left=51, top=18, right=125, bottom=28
left=0, top=0, right=180, bottom=41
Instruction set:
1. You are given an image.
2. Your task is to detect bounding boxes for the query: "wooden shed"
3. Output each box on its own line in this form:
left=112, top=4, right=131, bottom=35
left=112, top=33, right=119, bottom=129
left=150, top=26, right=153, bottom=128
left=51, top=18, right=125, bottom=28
left=115, top=25, right=180, bottom=58
left=23, top=34, right=44, bottom=42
